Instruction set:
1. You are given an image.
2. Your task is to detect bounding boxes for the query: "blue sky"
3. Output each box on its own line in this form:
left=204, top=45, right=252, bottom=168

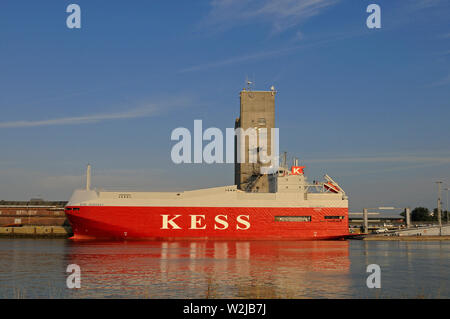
left=0, top=0, right=449, bottom=213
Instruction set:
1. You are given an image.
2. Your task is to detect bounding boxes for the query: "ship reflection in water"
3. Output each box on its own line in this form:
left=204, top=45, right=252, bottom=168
left=65, top=240, right=351, bottom=298
left=1, top=239, right=449, bottom=298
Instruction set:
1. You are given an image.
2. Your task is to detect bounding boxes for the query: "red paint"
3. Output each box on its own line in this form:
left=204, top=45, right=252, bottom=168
left=65, top=206, right=350, bottom=240
left=291, top=166, right=305, bottom=175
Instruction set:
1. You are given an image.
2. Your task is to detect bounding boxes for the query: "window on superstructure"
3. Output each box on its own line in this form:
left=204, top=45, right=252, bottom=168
left=275, top=216, right=311, bottom=222
left=324, top=216, right=344, bottom=220
left=118, top=194, right=131, bottom=199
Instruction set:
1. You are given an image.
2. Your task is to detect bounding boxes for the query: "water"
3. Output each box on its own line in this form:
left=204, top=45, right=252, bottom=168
left=0, top=238, right=448, bottom=299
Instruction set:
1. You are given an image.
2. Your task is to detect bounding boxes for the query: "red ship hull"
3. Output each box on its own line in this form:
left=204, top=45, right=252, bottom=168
left=65, top=206, right=350, bottom=240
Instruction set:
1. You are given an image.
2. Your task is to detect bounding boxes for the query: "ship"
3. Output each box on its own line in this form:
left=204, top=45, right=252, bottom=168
left=65, top=87, right=350, bottom=240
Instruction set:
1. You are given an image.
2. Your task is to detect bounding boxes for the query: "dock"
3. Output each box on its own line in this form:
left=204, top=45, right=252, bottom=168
left=363, top=235, right=450, bottom=241
left=355, top=224, right=450, bottom=241
left=0, top=226, right=72, bottom=238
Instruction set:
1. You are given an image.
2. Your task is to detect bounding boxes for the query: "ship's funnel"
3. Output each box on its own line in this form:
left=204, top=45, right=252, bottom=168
left=86, top=164, right=91, bottom=191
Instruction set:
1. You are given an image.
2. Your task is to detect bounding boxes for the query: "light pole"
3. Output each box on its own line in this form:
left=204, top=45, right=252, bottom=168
left=445, top=187, right=449, bottom=224
left=436, top=181, right=443, bottom=229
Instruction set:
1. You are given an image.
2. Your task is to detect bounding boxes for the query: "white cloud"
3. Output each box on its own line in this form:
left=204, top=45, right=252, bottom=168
left=413, top=0, right=446, bottom=9
left=203, top=0, right=338, bottom=34
left=180, top=32, right=358, bottom=72
left=294, top=31, right=305, bottom=41
left=0, top=98, right=191, bottom=128
left=0, top=107, right=157, bottom=128
left=428, top=73, right=450, bottom=87
left=303, top=154, right=450, bottom=178
left=179, top=46, right=295, bottom=73
left=306, top=155, right=450, bottom=164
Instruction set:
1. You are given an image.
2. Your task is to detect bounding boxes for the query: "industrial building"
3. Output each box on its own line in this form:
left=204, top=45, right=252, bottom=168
left=234, top=87, right=276, bottom=193
left=0, top=200, right=67, bottom=227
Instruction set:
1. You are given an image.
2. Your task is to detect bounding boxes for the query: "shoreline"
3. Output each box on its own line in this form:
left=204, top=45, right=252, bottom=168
left=1, top=226, right=450, bottom=241
left=362, top=235, right=450, bottom=241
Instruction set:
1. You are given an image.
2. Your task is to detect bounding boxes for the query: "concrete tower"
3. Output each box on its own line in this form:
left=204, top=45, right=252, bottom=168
left=234, top=88, right=276, bottom=192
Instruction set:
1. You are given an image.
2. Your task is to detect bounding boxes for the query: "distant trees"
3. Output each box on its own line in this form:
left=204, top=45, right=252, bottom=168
left=433, top=208, right=449, bottom=222
left=408, top=207, right=449, bottom=221
left=410, top=207, right=432, bottom=221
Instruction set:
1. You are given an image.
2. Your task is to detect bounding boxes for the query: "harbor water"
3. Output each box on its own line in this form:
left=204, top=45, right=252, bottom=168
left=0, top=239, right=448, bottom=299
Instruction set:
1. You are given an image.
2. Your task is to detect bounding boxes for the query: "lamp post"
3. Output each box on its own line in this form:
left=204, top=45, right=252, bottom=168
left=436, top=181, right=443, bottom=228
left=445, top=187, right=449, bottom=224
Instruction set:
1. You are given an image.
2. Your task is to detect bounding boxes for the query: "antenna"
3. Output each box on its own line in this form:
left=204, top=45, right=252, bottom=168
left=246, top=76, right=254, bottom=91
left=270, top=85, right=276, bottom=96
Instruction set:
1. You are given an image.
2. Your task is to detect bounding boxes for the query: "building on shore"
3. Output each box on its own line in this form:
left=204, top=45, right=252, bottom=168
left=0, top=200, right=67, bottom=227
